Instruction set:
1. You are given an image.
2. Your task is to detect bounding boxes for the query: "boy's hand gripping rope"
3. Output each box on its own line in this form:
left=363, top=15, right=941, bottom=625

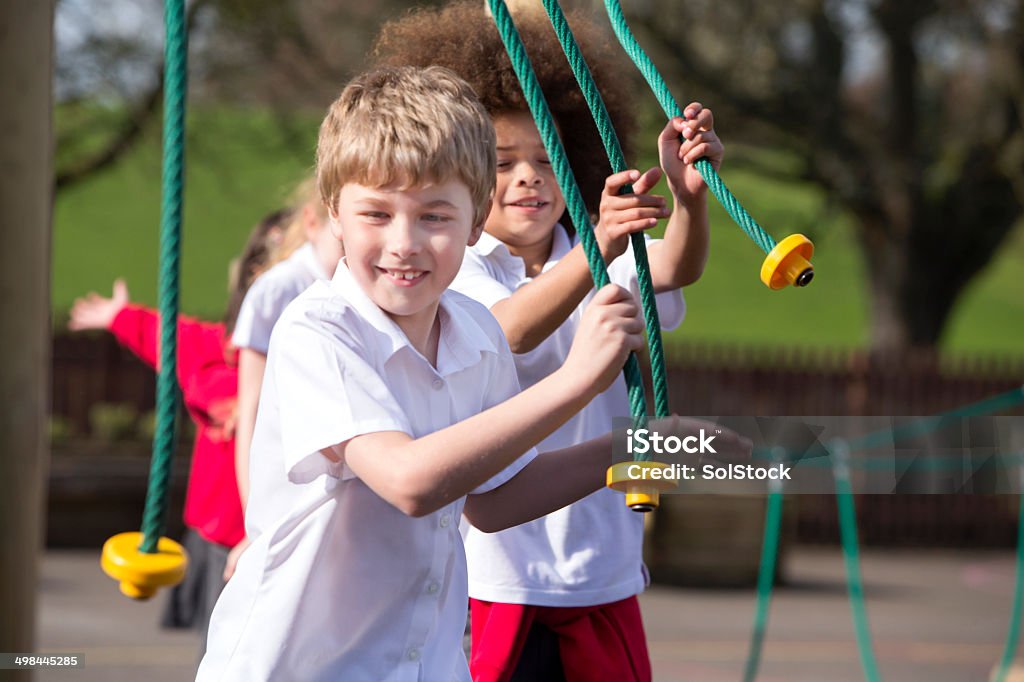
left=603, top=0, right=815, bottom=290
left=101, top=0, right=188, bottom=600
left=488, top=0, right=675, bottom=511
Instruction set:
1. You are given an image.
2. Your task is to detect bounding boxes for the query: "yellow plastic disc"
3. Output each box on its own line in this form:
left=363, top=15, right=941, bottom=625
left=607, top=461, right=680, bottom=512
left=101, top=532, right=188, bottom=600
left=760, top=234, right=815, bottom=290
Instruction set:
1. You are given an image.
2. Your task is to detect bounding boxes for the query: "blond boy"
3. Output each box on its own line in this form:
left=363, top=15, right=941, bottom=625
left=194, top=65, right=659, bottom=681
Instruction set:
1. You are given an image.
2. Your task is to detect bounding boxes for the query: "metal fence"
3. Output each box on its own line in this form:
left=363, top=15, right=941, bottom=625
left=663, top=342, right=1024, bottom=547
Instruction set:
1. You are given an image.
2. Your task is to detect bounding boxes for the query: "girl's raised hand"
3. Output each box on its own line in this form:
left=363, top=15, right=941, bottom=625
left=660, top=103, right=724, bottom=201
left=68, top=278, right=130, bottom=331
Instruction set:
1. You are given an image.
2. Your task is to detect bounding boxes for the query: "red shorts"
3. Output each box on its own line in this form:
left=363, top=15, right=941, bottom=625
left=469, top=596, right=652, bottom=682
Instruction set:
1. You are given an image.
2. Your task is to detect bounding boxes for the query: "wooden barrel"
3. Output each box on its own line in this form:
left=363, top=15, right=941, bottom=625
left=644, top=493, right=794, bottom=588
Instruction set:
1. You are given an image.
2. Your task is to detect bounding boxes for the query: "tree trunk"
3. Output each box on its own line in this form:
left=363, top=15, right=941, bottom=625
left=858, top=213, right=912, bottom=351
left=0, top=0, right=53, bottom=676
left=855, top=135, right=1019, bottom=352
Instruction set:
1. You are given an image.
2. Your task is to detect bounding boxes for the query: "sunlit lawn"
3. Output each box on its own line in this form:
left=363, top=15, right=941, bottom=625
left=53, top=107, right=1024, bottom=356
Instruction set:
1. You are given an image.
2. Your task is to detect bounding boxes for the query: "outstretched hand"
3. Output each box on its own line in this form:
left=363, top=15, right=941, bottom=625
left=68, top=279, right=130, bottom=331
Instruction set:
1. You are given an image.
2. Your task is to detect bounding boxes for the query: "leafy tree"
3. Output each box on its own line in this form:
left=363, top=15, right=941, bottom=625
left=54, top=0, right=418, bottom=189
left=621, top=0, right=1022, bottom=349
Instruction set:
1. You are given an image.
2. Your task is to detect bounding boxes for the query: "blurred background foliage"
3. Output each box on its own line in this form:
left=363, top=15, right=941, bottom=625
left=52, top=0, right=1023, bottom=354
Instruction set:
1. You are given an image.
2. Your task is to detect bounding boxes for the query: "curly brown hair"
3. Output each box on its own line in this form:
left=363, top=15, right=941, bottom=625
left=369, top=0, right=636, bottom=221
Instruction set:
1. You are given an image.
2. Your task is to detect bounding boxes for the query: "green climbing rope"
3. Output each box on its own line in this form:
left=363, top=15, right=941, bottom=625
left=487, top=0, right=651, bottom=440
left=602, top=0, right=777, bottom=256
left=993, top=473, right=1024, bottom=682
left=139, top=0, right=187, bottom=554
left=537, top=0, right=669, bottom=420
left=832, top=439, right=883, bottom=682
left=743, top=474, right=785, bottom=682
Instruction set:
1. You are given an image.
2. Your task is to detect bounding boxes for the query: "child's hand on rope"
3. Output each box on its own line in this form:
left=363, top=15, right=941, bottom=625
left=564, top=284, right=645, bottom=395
left=660, top=103, right=723, bottom=202
left=68, top=279, right=130, bottom=331
left=595, top=167, right=670, bottom=262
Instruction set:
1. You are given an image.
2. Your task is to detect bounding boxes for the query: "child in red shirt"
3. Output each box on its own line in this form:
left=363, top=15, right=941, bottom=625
left=68, top=210, right=286, bottom=656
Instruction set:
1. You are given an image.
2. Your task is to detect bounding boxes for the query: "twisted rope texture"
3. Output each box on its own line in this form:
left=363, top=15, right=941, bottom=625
left=603, top=0, right=777, bottom=255
left=488, top=0, right=652, bottom=446
left=539, top=0, right=669, bottom=420
left=140, top=0, right=187, bottom=553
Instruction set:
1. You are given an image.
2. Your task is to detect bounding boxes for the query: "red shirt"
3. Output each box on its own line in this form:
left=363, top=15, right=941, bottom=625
left=109, top=305, right=245, bottom=548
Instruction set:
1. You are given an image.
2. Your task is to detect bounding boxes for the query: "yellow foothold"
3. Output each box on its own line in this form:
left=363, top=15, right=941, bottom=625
left=606, top=461, right=680, bottom=512
left=101, top=532, right=188, bottom=601
left=760, top=234, right=815, bottom=289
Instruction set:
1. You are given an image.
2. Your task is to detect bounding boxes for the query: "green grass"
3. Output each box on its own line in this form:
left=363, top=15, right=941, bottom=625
left=662, top=157, right=870, bottom=351
left=53, top=106, right=1024, bottom=356
left=635, top=144, right=1024, bottom=356
left=53, top=107, right=322, bottom=322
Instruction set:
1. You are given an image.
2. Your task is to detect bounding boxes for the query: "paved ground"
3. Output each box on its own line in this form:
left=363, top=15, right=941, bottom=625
left=29, top=547, right=1024, bottom=681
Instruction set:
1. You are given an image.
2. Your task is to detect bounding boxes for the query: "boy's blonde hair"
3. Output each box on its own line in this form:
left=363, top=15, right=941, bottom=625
left=316, top=66, right=496, bottom=228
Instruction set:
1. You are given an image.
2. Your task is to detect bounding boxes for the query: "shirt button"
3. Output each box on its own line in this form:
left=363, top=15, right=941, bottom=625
left=427, top=580, right=440, bottom=595
left=439, top=513, right=451, bottom=528
left=407, top=648, right=421, bottom=662
left=431, top=378, right=444, bottom=390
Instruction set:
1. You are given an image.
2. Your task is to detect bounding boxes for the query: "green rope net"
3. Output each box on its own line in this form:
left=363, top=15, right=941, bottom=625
left=745, top=387, right=1024, bottom=682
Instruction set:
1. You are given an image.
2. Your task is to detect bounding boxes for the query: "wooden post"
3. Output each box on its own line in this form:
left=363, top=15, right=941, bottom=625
left=0, top=1, right=54, bottom=678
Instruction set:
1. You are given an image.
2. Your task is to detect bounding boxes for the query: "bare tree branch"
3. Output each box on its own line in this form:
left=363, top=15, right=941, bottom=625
left=55, top=0, right=213, bottom=191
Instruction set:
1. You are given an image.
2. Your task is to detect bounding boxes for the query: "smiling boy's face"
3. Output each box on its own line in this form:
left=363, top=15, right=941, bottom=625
left=330, top=180, right=483, bottom=339
left=485, top=112, right=567, bottom=256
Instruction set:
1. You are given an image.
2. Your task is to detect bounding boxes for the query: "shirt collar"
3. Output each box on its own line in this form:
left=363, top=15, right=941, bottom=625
left=435, top=292, right=498, bottom=375
left=472, top=230, right=509, bottom=257
left=330, top=260, right=496, bottom=374
left=543, top=223, right=573, bottom=272
left=473, top=223, right=574, bottom=279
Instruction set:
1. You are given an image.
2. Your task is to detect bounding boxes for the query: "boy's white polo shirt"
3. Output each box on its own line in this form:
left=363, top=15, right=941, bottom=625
left=231, top=242, right=329, bottom=354
left=198, top=261, right=536, bottom=682
left=451, top=225, right=685, bottom=607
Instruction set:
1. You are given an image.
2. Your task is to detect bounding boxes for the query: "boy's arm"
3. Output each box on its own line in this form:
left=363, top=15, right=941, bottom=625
left=488, top=246, right=595, bottom=353
left=462, top=434, right=609, bottom=531
left=333, top=285, right=644, bottom=516
left=234, top=348, right=266, bottom=509
left=646, top=104, right=723, bottom=291
left=486, top=169, right=666, bottom=354
left=464, top=417, right=753, bottom=532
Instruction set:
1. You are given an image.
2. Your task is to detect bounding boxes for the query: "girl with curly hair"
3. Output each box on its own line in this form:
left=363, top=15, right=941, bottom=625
left=372, top=4, right=724, bottom=680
